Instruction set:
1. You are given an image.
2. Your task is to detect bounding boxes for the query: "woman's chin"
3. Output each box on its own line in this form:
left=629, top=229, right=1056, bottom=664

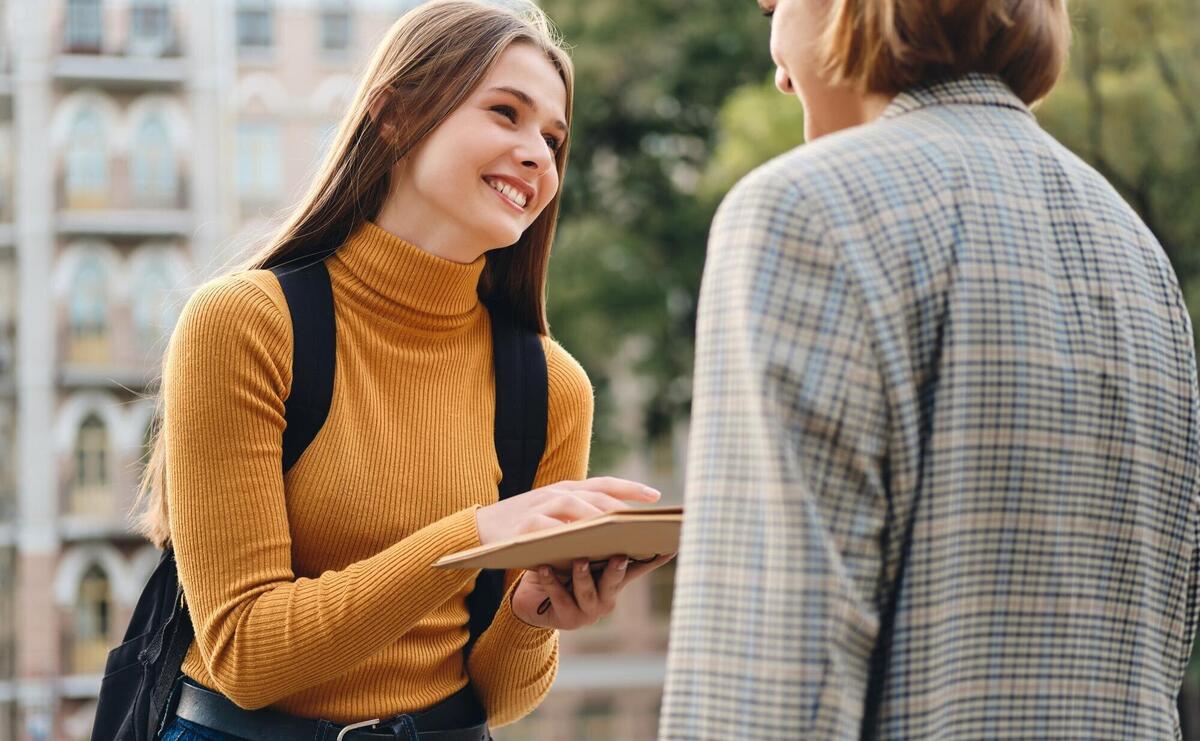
left=478, top=224, right=526, bottom=251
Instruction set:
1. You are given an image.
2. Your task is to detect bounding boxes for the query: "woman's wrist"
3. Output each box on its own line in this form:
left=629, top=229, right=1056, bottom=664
left=508, top=572, right=544, bottom=628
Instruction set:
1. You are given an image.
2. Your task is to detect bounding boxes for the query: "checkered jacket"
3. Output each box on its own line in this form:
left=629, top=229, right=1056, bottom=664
left=660, top=74, right=1200, bottom=740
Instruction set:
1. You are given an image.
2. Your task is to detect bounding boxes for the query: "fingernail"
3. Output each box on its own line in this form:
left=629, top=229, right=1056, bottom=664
left=642, top=486, right=661, bottom=497
left=576, top=561, right=587, bottom=574
left=539, top=566, right=551, bottom=580
left=617, top=557, right=629, bottom=570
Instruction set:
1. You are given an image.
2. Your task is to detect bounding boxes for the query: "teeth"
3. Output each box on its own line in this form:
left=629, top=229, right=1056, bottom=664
left=486, top=178, right=527, bottom=208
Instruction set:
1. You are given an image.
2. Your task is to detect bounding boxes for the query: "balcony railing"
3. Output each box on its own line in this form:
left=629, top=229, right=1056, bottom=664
left=54, top=53, right=185, bottom=89
left=58, top=166, right=189, bottom=211
left=56, top=170, right=192, bottom=238
left=61, top=12, right=183, bottom=60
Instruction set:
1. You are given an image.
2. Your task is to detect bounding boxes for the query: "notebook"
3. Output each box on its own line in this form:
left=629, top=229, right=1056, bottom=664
left=433, top=506, right=683, bottom=571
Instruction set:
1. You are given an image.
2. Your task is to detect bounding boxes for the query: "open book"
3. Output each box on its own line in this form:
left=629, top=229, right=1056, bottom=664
left=433, top=506, right=683, bottom=572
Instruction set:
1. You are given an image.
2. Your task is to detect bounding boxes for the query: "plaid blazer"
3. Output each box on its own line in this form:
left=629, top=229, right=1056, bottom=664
left=660, top=74, right=1200, bottom=740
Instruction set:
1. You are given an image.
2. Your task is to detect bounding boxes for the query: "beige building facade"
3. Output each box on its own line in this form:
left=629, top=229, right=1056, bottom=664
left=1, top=2, right=675, bottom=739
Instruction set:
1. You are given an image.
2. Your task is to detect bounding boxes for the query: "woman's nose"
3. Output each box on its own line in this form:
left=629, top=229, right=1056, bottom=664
left=775, top=64, right=795, bottom=94
left=515, top=135, right=553, bottom=174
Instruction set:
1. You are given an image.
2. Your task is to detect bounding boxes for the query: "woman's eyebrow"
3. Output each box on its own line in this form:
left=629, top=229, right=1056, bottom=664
left=489, top=85, right=567, bottom=133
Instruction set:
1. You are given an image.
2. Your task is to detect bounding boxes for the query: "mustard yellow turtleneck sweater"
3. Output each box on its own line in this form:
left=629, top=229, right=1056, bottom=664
left=163, top=222, right=593, bottom=727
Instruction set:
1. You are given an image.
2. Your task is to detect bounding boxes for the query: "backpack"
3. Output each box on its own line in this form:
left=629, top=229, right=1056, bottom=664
left=91, top=259, right=548, bottom=741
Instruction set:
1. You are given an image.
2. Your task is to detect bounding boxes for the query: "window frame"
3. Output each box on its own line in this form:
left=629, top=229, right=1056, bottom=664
left=236, top=0, right=275, bottom=52
left=65, top=0, right=104, bottom=53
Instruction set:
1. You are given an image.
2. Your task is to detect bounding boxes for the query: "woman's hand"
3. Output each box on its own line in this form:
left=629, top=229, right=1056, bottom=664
left=509, top=554, right=677, bottom=630
left=474, top=477, right=660, bottom=546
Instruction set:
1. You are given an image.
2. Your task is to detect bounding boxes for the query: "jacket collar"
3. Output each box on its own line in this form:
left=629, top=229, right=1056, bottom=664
left=881, top=73, right=1034, bottom=121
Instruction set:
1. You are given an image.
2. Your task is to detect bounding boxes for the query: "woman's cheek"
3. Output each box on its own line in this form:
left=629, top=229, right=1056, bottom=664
left=536, top=174, right=560, bottom=215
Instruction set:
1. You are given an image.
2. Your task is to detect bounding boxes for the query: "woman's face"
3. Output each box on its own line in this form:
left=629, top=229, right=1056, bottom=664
left=384, top=43, right=567, bottom=262
left=759, top=0, right=892, bottom=140
left=760, top=0, right=825, bottom=100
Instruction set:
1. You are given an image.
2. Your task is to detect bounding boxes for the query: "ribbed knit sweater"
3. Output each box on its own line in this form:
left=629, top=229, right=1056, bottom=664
left=163, top=221, right=593, bottom=727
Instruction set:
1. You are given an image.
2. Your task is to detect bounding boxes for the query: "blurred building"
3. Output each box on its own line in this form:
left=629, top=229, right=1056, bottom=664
left=0, top=1, right=675, bottom=739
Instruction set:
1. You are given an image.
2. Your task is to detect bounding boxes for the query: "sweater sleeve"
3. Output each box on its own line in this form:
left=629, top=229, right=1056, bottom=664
left=465, top=337, right=594, bottom=727
left=165, top=273, right=483, bottom=710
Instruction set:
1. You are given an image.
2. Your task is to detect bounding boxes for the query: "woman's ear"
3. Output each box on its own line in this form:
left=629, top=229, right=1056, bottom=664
left=367, top=86, right=398, bottom=140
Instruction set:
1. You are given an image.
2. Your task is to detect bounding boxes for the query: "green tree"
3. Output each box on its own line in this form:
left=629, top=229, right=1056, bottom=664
left=1036, top=0, right=1200, bottom=338
left=540, top=0, right=771, bottom=466
left=696, top=76, right=806, bottom=205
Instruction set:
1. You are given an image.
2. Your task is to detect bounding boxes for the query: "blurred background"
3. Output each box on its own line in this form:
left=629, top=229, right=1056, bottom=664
left=0, top=0, right=1193, bottom=739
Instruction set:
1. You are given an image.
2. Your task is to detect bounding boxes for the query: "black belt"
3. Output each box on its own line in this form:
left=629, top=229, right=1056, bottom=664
left=173, top=679, right=491, bottom=741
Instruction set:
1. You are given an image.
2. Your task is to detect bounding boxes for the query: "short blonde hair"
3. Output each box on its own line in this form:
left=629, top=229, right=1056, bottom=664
left=820, top=0, right=1071, bottom=105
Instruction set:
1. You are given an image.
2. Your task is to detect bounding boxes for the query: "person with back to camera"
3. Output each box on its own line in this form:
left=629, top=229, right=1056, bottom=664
left=132, top=2, right=672, bottom=739
left=661, top=0, right=1200, bottom=738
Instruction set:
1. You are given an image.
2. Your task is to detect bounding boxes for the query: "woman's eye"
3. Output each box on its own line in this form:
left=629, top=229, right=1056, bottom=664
left=491, top=105, right=517, bottom=122
left=544, top=135, right=562, bottom=153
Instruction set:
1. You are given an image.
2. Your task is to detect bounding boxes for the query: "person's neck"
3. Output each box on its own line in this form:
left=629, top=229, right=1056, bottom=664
left=374, top=187, right=486, bottom=265
left=802, top=86, right=895, bottom=141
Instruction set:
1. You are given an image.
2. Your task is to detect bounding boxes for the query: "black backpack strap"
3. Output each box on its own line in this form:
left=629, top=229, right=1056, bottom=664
left=145, top=550, right=193, bottom=740
left=271, top=260, right=337, bottom=474
left=465, top=300, right=548, bottom=654
left=486, top=300, right=548, bottom=500
left=137, top=262, right=337, bottom=738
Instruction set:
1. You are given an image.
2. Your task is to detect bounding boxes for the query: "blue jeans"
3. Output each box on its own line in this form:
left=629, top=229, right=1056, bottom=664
left=159, top=716, right=246, bottom=741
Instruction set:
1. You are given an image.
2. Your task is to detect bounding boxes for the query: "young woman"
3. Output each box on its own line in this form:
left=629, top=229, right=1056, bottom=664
left=134, top=2, right=671, bottom=739
left=663, top=0, right=1197, bottom=739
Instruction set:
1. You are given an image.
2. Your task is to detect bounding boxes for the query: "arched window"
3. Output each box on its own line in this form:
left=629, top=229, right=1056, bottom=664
left=318, top=0, right=351, bottom=54
left=65, top=108, right=108, bottom=208
left=131, top=115, right=176, bottom=206
left=132, top=255, right=176, bottom=352
left=72, top=564, right=110, bottom=674
left=65, top=0, right=103, bottom=53
left=236, top=0, right=274, bottom=51
left=71, top=413, right=110, bottom=517
left=236, top=121, right=282, bottom=200
left=68, top=255, right=109, bottom=363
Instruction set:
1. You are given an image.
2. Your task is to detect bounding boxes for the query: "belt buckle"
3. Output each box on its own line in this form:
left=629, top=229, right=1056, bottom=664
left=335, top=717, right=382, bottom=741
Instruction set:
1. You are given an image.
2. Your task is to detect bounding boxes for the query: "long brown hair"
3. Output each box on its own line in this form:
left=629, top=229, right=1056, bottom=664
left=134, top=0, right=574, bottom=547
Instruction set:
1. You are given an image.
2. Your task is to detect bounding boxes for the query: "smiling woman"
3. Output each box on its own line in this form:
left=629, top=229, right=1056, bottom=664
left=114, top=1, right=672, bottom=740
left=373, top=43, right=569, bottom=262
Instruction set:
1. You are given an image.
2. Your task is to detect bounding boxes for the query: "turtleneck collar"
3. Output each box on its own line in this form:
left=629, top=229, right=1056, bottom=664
left=330, top=221, right=486, bottom=332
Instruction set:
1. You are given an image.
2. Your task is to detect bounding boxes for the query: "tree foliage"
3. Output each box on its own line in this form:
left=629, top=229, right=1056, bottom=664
left=1037, top=0, right=1200, bottom=341
left=540, top=0, right=771, bottom=465
left=544, top=0, right=1200, bottom=466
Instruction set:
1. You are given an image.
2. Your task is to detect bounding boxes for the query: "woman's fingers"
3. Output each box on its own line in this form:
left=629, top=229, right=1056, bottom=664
left=560, top=477, right=661, bottom=503
left=537, top=566, right=583, bottom=627
left=568, top=489, right=635, bottom=513
left=517, top=513, right=569, bottom=535
left=623, top=553, right=676, bottom=582
left=538, top=494, right=606, bottom=522
left=514, top=493, right=634, bottom=537
left=595, top=556, right=629, bottom=608
left=476, top=476, right=660, bottom=546
left=569, top=559, right=600, bottom=613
